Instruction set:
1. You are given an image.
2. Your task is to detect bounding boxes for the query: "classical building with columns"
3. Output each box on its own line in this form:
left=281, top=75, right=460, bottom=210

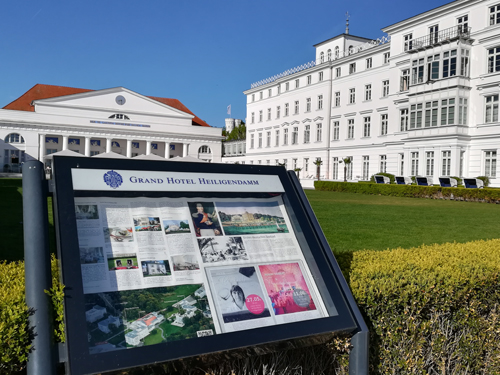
left=1, top=84, right=222, bottom=171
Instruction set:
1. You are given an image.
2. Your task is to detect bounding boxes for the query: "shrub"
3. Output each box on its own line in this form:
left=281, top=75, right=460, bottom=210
left=370, top=172, right=395, bottom=184
left=476, top=175, right=490, bottom=187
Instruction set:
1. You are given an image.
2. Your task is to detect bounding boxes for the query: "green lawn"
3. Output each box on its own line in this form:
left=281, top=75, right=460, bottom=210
left=304, top=190, right=500, bottom=252
left=2, top=177, right=500, bottom=261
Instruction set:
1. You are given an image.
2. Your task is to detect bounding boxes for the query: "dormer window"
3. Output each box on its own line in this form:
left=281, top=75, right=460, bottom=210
left=109, top=114, right=130, bottom=120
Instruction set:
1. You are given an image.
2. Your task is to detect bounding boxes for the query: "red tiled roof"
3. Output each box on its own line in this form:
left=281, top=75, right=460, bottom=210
left=2, top=84, right=211, bottom=127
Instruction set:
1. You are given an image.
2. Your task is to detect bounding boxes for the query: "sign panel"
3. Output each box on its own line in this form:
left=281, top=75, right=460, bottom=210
left=52, top=157, right=357, bottom=375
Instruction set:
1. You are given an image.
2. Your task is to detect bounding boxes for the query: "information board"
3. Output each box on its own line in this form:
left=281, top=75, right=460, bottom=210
left=52, top=156, right=359, bottom=375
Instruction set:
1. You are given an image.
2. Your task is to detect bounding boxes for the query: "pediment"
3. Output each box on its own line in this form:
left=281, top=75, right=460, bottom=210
left=32, top=87, right=194, bottom=120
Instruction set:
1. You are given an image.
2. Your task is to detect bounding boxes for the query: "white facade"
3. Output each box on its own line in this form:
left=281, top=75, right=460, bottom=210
left=242, top=0, right=500, bottom=186
left=1, top=85, right=223, bottom=171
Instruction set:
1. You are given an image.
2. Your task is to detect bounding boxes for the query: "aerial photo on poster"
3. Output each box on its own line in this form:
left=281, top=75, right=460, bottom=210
left=197, top=237, right=248, bottom=263
left=187, top=202, right=222, bottom=237
left=85, top=284, right=215, bottom=354
left=216, top=201, right=288, bottom=235
left=163, top=219, right=191, bottom=235
left=259, top=263, right=317, bottom=315
left=172, top=255, right=200, bottom=271
left=133, top=217, right=162, bottom=232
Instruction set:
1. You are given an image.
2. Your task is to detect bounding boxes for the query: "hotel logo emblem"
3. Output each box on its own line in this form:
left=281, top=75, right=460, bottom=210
left=103, top=170, right=123, bottom=189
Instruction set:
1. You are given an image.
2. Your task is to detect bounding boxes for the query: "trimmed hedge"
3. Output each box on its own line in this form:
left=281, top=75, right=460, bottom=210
left=2, top=241, right=500, bottom=374
left=315, top=180, right=500, bottom=203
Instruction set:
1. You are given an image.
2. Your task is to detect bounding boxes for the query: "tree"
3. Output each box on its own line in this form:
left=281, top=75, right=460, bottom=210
left=224, top=121, right=246, bottom=142
left=339, top=157, right=352, bottom=182
left=313, top=158, right=323, bottom=181
left=294, top=167, right=302, bottom=179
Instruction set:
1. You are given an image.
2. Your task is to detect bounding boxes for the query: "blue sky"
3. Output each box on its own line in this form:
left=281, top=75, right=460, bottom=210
left=1, top=0, right=451, bottom=129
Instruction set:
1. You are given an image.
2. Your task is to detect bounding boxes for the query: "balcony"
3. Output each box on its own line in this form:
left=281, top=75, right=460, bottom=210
left=406, top=26, right=471, bottom=53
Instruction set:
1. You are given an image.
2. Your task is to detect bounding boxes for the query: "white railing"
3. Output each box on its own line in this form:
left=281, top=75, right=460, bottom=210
left=249, top=35, right=391, bottom=89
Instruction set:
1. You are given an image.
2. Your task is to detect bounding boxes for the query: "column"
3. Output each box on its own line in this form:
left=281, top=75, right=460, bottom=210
left=84, top=137, right=91, bottom=157
left=183, top=143, right=190, bottom=157
left=39, top=134, right=46, bottom=161
left=106, top=138, right=112, bottom=153
left=62, top=135, right=68, bottom=151
left=146, top=141, right=152, bottom=155
left=126, top=140, right=132, bottom=158
left=164, top=142, right=171, bottom=159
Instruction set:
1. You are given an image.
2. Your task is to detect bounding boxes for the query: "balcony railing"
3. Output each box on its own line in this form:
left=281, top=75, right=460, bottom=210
left=406, top=26, right=471, bottom=52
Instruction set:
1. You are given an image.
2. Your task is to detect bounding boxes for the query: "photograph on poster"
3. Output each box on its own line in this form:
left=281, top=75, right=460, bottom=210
left=104, top=227, right=134, bottom=243
left=133, top=217, right=162, bottom=232
left=108, top=255, right=139, bottom=271
left=163, top=219, right=191, bottom=235
left=75, top=204, right=99, bottom=220
left=187, top=202, right=222, bottom=237
left=84, top=284, right=215, bottom=354
left=216, top=201, right=288, bottom=235
left=208, top=266, right=270, bottom=323
left=80, top=247, right=104, bottom=264
left=258, top=263, right=317, bottom=315
left=197, top=237, right=248, bottom=264
left=141, top=260, right=171, bottom=277
left=172, top=255, right=200, bottom=271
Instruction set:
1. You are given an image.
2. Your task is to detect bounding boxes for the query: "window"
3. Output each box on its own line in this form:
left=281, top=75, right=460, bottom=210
left=485, top=151, right=497, bottom=177
left=267, top=108, right=271, bottom=121
left=304, top=125, right=310, bottom=143
left=363, top=117, right=371, bottom=137
left=365, top=84, right=372, bottom=101
left=316, top=123, right=322, bottom=141
left=109, top=114, right=130, bottom=120
left=275, top=159, right=279, bottom=166
left=285, top=103, right=289, bottom=116
left=306, top=98, right=311, bottom=112
left=283, top=128, right=288, bottom=145
left=366, top=58, right=372, bottom=69
left=488, top=47, right=500, bottom=73
left=332, top=157, right=339, bottom=179
left=404, top=33, right=413, bottom=51
left=335, top=67, right=341, bottom=78
left=490, top=4, right=500, bottom=25
left=258, top=133, right=263, bottom=148
left=275, top=130, right=280, bottom=146
left=277, top=106, right=281, bottom=119
left=320, top=52, right=324, bottom=63
left=4, top=133, right=25, bottom=143
left=400, top=108, right=409, bottom=131
left=250, top=134, right=255, bottom=148
left=400, top=153, right=405, bottom=175
left=259, top=110, right=263, bottom=122
left=485, top=95, right=499, bottom=123
left=442, top=50, right=457, bottom=78
left=347, top=119, right=355, bottom=139
left=427, top=54, right=440, bottom=80
left=304, top=158, right=309, bottom=172
left=426, top=151, right=434, bottom=176
left=349, top=62, right=356, bottom=74
left=199, top=145, right=211, bottom=154
left=335, top=91, right=341, bottom=107
left=90, top=151, right=100, bottom=156
left=411, top=152, right=419, bottom=175
left=381, top=114, right=388, bottom=135
left=429, top=25, right=439, bottom=44
left=319, top=71, right=324, bottom=81
left=384, top=52, right=390, bottom=64
left=285, top=82, right=289, bottom=91
left=266, top=131, right=271, bottom=147
left=327, top=49, right=332, bottom=60
left=259, top=92, right=263, bottom=100
left=268, top=89, right=272, bottom=98
left=441, top=99, right=455, bottom=125
left=424, top=101, right=439, bottom=127
left=349, top=88, right=356, bottom=104
left=252, top=94, right=255, bottom=102
left=332, top=121, right=339, bottom=140
left=412, top=58, right=424, bottom=84
left=347, top=157, right=353, bottom=180
left=400, top=69, right=410, bottom=91
left=457, top=15, right=468, bottom=33
left=318, top=95, right=323, bottom=110
left=442, top=150, right=451, bottom=176
left=307, top=75, right=312, bottom=85
left=292, top=158, right=297, bottom=169
left=335, top=47, right=340, bottom=59
left=382, top=80, right=390, bottom=97
left=294, top=101, right=299, bottom=115
left=277, top=85, right=281, bottom=94
left=295, top=79, right=300, bottom=88
left=410, top=104, right=423, bottom=129
left=251, top=112, right=255, bottom=123
left=362, top=156, right=370, bottom=180
left=292, top=127, right=298, bottom=144
left=460, top=49, right=470, bottom=76
left=380, top=155, right=387, bottom=173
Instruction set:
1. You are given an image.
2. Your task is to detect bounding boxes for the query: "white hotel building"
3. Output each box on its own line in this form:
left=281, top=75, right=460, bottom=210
left=241, top=0, right=500, bottom=186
